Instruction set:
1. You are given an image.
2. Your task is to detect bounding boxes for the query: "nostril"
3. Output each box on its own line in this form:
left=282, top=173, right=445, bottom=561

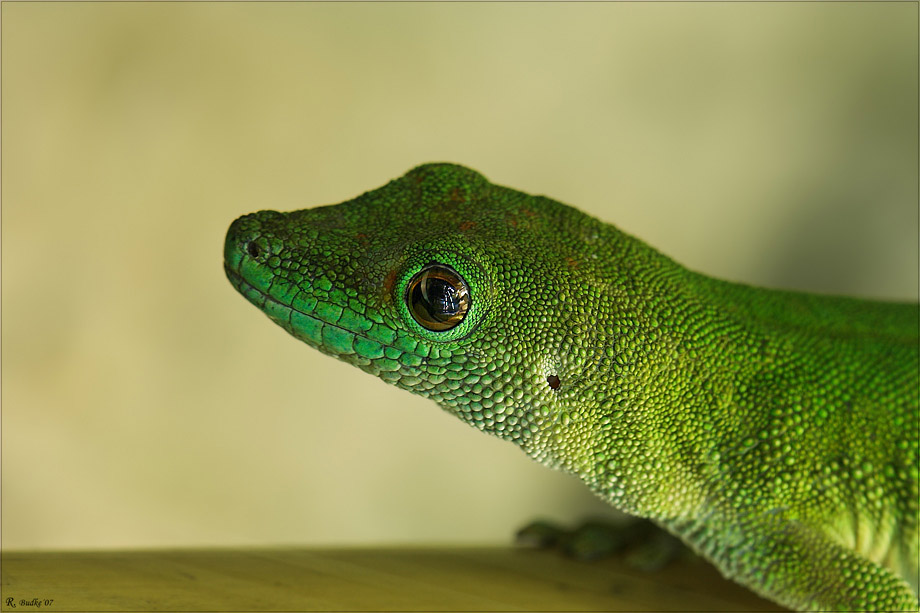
left=247, top=242, right=261, bottom=258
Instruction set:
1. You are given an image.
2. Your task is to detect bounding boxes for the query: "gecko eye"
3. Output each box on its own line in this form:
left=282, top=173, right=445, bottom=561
left=406, top=264, right=470, bottom=331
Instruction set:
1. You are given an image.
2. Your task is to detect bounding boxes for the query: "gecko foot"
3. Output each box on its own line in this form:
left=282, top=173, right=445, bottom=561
left=515, top=518, right=691, bottom=571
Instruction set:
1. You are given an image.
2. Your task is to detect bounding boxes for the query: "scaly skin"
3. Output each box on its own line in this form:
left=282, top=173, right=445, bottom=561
left=224, top=163, right=919, bottom=611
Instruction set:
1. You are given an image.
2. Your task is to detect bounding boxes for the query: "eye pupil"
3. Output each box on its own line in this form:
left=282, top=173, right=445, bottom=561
left=407, top=264, right=471, bottom=332
left=423, top=277, right=461, bottom=315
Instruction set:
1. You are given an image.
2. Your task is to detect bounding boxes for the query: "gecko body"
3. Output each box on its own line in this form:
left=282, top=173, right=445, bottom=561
left=224, top=163, right=919, bottom=611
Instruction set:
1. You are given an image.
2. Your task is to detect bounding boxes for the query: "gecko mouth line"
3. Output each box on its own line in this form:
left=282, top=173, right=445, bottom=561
left=224, top=261, right=479, bottom=366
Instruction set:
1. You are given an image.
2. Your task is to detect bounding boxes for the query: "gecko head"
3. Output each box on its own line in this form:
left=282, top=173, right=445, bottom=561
left=225, top=163, right=637, bottom=474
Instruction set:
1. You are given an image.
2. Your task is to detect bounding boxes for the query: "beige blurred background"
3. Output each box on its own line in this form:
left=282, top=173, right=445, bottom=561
left=2, top=3, right=916, bottom=551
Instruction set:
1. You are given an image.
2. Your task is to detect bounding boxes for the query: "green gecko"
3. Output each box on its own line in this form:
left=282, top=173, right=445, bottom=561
left=224, top=163, right=919, bottom=611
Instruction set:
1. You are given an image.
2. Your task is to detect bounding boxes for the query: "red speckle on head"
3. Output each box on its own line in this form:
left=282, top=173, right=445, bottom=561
left=383, top=267, right=399, bottom=300
left=565, top=256, right=580, bottom=269
left=459, top=221, right=476, bottom=231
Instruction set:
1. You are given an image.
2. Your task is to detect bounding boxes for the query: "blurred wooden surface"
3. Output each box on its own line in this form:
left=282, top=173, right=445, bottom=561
left=1, top=546, right=785, bottom=612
